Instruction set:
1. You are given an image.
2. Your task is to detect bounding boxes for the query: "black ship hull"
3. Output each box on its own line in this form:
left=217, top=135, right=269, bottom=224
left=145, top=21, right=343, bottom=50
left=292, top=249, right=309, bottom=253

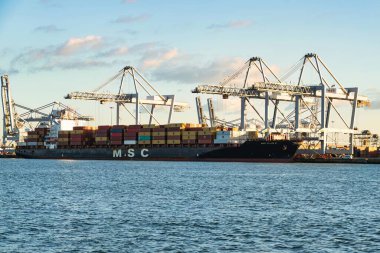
left=16, top=140, right=299, bottom=162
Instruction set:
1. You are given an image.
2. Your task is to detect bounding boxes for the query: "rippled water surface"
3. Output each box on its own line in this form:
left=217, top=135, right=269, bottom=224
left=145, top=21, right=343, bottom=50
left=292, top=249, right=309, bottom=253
left=0, top=159, right=379, bottom=252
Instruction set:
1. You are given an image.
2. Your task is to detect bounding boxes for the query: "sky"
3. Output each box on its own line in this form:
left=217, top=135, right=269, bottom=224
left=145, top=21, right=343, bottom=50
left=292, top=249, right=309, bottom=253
left=1, top=0, right=380, bottom=136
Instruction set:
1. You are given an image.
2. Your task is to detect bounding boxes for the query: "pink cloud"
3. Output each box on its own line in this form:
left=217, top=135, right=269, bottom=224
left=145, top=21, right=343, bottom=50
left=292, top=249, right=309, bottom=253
left=57, top=35, right=102, bottom=55
left=143, top=48, right=178, bottom=68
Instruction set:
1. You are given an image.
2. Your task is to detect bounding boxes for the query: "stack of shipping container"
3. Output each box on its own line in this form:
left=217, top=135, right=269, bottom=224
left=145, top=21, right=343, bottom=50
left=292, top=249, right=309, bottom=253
left=181, top=126, right=200, bottom=145
left=110, top=125, right=125, bottom=145
left=197, top=127, right=216, bottom=144
left=25, top=127, right=49, bottom=147
left=124, top=125, right=141, bottom=145
left=166, top=127, right=181, bottom=145
left=21, top=123, right=263, bottom=149
left=138, top=126, right=152, bottom=145
left=95, top=126, right=110, bottom=145
left=70, top=126, right=96, bottom=146
left=152, top=127, right=166, bottom=145
left=58, top=130, right=70, bottom=146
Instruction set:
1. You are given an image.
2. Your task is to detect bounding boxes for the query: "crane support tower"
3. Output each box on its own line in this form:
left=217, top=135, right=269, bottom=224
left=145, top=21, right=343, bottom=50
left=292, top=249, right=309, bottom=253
left=1, top=75, right=18, bottom=145
left=192, top=53, right=370, bottom=155
left=1, top=75, right=93, bottom=148
left=65, top=66, right=189, bottom=125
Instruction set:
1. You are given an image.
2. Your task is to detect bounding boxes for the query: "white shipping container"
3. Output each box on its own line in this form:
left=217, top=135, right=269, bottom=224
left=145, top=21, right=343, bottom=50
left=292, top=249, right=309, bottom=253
left=124, top=140, right=137, bottom=145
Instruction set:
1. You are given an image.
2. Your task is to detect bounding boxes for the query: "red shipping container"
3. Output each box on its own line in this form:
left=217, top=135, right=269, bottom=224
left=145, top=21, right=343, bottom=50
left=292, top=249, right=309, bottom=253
left=152, top=136, right=166, bottom=140
left=166, top=127, right=181, bottom=131
left=127, top=125, right=142, bottom=129
left=152, top=128, right=166, bottom=132
left=198, top=139, right=213, bottom=144
left=124, top=136, right=137, bottom=140
left=182, top=140, right=196, bottom=144
left=125, top=131, right=138, bottom=136
left=111, top=125, right=127, bottom=129
left=110, top=133, right=123, bottom=137
left=167, top=136, right=181, bottom=140
left=187, top=127, right=203, bottom=131
left=96, top=129, right=109, bottom=133
left=95, top=141, right=108, bottom=145
left=198, top=135, right=213, bottom=140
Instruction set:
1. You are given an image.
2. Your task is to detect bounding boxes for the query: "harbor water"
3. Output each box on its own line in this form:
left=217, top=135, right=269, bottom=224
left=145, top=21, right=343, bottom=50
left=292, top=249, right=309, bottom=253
left=0, top=159, right=379, bottom=252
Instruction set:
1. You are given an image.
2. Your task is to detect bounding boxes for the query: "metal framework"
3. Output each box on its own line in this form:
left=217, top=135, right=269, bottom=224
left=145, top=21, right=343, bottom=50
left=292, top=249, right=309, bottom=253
left=1, top=75, right=93, bottom=147
left=1, top=75, right=18, bottom=145
left=65, top=66, right=188, bottom=125
left=192, top=53, right=370, bottom=154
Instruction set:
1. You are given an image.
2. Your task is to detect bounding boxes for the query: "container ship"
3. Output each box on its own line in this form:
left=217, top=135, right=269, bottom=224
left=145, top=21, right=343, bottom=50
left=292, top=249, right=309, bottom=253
left=16, top=124, right=299, bottom=162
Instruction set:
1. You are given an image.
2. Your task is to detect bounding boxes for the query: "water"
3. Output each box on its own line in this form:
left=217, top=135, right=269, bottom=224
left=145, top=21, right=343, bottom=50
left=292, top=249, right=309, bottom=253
left=0, top=160, right=379, bottom=252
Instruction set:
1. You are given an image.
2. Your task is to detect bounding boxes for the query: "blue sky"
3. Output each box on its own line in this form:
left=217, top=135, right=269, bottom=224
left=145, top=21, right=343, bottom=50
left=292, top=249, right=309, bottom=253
left=1, top=0, right=380, bottom=134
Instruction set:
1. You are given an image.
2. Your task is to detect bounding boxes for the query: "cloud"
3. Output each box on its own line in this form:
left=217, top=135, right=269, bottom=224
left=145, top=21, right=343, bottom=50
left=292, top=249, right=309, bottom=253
left=11, top=35, right=103, bottom=66
left=57, top=35, right=102, bottom=55
left=8, top=35, right=108, bottom=72
left=97, top=46, right=129, bottom=57
left=31, top=59, right=108, bottom=72
left=34, top=25, right=64, bottom=33
left=151, top=57, right=246, bottom=84
left=113, top=14, right=149, bottom=24
left=11, top=47, right=53, bottom=65
left=142, top=48, right=178, bottom=68
left=129, top=42, right=157, bottom=52
left=0, top=67, right=19, bottom=75
left=208, top=20, right=252, bottom=30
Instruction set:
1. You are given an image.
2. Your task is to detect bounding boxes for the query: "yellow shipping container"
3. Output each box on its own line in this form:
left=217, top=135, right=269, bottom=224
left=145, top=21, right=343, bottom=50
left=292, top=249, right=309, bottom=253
left=182, top=135, right=197, bottom=140
left=152, top=140, right=166, bottom=145
left=198, top=131, right=215, bottom=135
left=167, top=140, right=181, bottom=145
left=138, top=140, right=151, bottom=144
left=247, top=131, right=259, bottom=139
left=152, top=132, right=166, bottom=137
left=138, top=132, right=152, bottom=136
left=58, top=130, right=71, bottom=134
left=164, top=123, right=187, bottom=128
left=188, top=123, right=202, bottom=128
left=182, top=130, right=197, bottom=136
left=142, top=124, right=158, bottom=128
left=95, top=137, right=108, bottom=141
left=167, top=131, right=181, bottom=136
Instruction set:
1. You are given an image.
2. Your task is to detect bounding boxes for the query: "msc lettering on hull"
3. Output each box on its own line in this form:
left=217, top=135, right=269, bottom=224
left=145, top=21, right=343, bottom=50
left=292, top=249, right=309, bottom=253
left=113, top=149, right=149, bottom=158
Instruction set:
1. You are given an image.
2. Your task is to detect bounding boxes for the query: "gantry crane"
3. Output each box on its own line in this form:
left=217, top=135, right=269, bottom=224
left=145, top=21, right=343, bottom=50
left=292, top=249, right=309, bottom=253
left=192, top=53, right=370, bottom=155
left=65, top=66, right=189, bottom=125
left=1, top=75, right=93, bottom=147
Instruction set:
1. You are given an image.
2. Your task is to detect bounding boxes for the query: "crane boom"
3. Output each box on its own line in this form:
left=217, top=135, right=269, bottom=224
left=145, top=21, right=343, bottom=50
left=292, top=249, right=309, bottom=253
left=1, top=75, right=18, bottom=144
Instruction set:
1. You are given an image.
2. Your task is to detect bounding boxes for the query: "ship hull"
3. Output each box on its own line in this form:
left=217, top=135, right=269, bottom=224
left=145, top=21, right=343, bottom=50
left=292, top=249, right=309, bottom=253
left=16, top=140, right=299, bottom=162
